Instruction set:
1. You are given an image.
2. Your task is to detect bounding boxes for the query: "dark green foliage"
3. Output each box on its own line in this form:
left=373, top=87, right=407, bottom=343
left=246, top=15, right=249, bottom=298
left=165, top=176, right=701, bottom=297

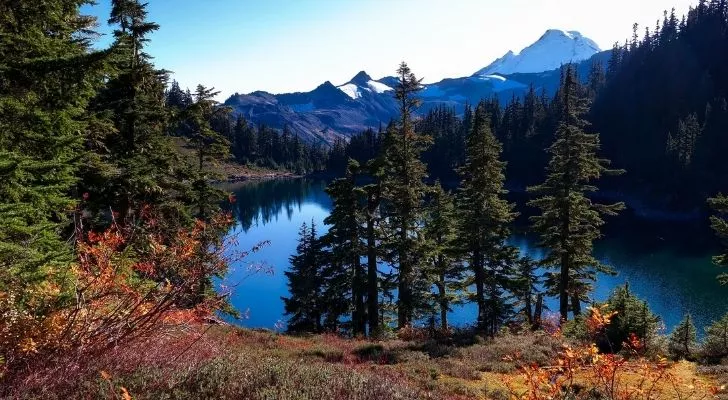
left=600, top=284, right=660, bottom=354
left=0, top=0, right=104, bottom=297
left=668, top=314, right=699, bottom=360
left=322, top=160, right=365, bottom=335
left=457, top=102, right=518, bottom=335
left=181, top=85, right=230, bottom=220
left=703, top=313, right=728, bottom=362
left=283, top=222, right=326, bottom=333
left=88, top=0, right=193, bottom=232
left=511, top=256, right=542, bottom=329
left=528, top=65, right=624, bottom=321
left=422, top=182, right=466, bottom=330
left=593, top=1, right=728, bottom=209
left=380, top=62, right=432, bottom=328
left=709, top=194, right=728, bottom=285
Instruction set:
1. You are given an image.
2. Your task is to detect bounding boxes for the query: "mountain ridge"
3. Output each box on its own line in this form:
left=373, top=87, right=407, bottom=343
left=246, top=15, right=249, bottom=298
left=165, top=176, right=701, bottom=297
left=224, top=29, right=608, bottom=144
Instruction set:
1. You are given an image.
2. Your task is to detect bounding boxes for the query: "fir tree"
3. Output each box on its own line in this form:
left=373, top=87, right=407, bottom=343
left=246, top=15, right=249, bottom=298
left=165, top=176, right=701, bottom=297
left=668, top=314, right=699, bottom=360
left=0, top=1, right=105, bottom=293
left=91, top=0, right=191, bottom=230
left=322, top=160, right=365, bottom=335
left=283, top=222, right=325, bottom=333
left=528, top=65, right=624, bottom=321
left=703, top=313, right=728, bottom=361
left=512, top=256, right=542, bottom=329
left=423, top=182, right=466, bottom=331
left=709, top=193, right=728, bottom=285
left=182, top=84, right=231, bottom=220
left=457, top=102, right=518, bottom=333
left=380, top=62, right=431, bottom=328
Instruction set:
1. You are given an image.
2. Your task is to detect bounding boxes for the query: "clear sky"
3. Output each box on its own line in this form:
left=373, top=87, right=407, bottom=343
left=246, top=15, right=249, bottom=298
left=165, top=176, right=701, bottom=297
left=82, top=0, right=696, bottom=99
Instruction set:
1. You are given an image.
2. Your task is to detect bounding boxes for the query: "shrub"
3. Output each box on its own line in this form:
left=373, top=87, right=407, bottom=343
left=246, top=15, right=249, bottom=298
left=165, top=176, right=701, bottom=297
left=702, top=313, right=728, bottom=363
left=668, top=314, right=699, bottom=360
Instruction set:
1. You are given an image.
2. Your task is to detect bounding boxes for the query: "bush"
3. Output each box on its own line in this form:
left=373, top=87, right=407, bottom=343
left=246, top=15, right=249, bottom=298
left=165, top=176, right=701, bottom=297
left=702, top=313, right=728, bottom=363
left=564, top=284, right=662, bottom=355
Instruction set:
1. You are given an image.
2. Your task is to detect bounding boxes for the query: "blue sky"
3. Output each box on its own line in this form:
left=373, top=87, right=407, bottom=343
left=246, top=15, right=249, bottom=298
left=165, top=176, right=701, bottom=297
left=82, top=0, right=695, bottom=99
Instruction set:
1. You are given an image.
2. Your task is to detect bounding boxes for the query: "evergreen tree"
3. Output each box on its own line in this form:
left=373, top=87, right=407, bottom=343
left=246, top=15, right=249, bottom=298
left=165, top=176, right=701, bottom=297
left=283, top=222, right=325, bottom=333
left=457, top=102, right=517, bottom=333
left=91, top=0, right=191, bottom=230
left=182, top=85, right=231, bottom=220
left=709, top=193, right=728, bottom=285
left=0, top=1, right=105, bottom=293
left=423, top=182, right=466, bottom=331
left=380, top=62, right=431, bottom=328
left=703, top=313, right=728, bottom=361
left=599, top=284, right=661, bottom=353
left=528, top=65, right=624, bottom=321
left=362, top=159, right=384, bottom=333
left=232, top=116, right=257, bottom=164
left=668, top=314, right=699, bottom=360
left=512, top=256, right=542, bottom=329
left=322, top=160, right=365, bottom=335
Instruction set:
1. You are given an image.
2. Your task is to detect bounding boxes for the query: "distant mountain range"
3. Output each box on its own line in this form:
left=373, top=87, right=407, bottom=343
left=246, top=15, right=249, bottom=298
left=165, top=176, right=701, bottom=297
left=224, top=29, right=611, bottom=144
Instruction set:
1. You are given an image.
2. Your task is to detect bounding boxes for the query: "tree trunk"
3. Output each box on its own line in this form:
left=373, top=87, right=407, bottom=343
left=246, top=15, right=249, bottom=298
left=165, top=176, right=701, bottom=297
left=534, top=293, right=544, bottom=330
left=571, top=294, right=582, bottom=316
left=436, top=272, right=448, bottom=331
left=366, top=194, right=379, bottom=335
left=353, top=257, right=366, bottom=336
left=473, top=250, right=486, bottom=330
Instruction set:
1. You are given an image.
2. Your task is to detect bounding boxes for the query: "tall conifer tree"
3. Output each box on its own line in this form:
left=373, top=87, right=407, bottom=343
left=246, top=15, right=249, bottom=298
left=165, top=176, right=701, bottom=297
left=423, top=182, right=465, bottom=330
left=0, top=0, right=105, bottom=292
left=380, top=62, right=431, bottom=328
left=457, top=102, right=517, bottom=332
left=322, top=160, right=365, bottom=335
left=528, top=65, right=624, bottom=320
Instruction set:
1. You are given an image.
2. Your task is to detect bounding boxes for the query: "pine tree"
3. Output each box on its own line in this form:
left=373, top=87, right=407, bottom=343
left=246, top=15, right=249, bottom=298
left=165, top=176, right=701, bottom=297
left=709, top=193, right=728, bottom=285
left=703, top=313, right=728, bottom=361
left=0, top=1, right=105, bottom=293
left=668, top=314, right=698, bottom=360
left=182, top=85, right=231, bottom=220
left=362, top=159, right=384, bottom=334
left=380, top=62, right=431, bottom=328
left=91, top=0, right=191, bottom=230
left=423, top=182, right=466, bottom=331
left=512, top=256, right=542, bottom=328
left=283, top=222, right=325, bottom=333
left=528, top=65, right=625, bottom=321
left=322, top=160, right=365, bottom=335
left=457, top=102, right=518, bottom=333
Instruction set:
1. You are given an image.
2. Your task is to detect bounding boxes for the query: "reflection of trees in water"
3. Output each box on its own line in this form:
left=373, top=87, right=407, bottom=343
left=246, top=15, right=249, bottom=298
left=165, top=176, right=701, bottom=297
left=222, top=179, right=331, bottom=232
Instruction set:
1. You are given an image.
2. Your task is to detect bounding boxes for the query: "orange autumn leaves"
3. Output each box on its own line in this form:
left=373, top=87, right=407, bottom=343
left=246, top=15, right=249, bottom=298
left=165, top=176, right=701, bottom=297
left=504, top=306, right=718, bottom=400
left=1, top=210, right=238, bottom=375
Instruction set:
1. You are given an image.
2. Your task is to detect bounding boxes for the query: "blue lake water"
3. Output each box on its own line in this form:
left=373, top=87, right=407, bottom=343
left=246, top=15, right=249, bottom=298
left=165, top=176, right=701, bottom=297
left=220, top=178, right=728, bottom=334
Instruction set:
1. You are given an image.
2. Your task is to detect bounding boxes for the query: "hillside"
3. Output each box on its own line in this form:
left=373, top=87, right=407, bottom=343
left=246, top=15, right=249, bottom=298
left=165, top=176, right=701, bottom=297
left=7, top=324, right=721, bottom=400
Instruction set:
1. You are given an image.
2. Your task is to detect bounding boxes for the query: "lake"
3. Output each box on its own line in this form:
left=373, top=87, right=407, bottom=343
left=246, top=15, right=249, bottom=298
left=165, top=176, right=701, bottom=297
left=219, top=178, right=728, bottom=334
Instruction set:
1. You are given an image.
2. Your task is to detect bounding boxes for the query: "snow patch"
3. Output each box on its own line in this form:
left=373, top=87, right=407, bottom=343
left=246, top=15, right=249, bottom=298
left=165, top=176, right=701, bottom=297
left=338, top=83, right=362, bottom=99
left=367, top=80, right=392, bottom=93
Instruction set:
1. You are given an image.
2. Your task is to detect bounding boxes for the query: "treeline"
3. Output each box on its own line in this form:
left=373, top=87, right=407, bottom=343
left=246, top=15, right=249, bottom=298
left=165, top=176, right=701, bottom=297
left=283, top=62, right=626, bottom=337
left=166, top=81, right=328, bottom=174
left=327, top=1, right=728, bottom=213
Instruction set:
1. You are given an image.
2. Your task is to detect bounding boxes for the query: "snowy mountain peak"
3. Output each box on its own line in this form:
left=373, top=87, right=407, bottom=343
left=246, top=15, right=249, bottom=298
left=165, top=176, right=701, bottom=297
left=349, top=71, right=373, bottom=85
left=337, top=71, right=393, bottom=100
left=475, top=29, right=601, bottom=76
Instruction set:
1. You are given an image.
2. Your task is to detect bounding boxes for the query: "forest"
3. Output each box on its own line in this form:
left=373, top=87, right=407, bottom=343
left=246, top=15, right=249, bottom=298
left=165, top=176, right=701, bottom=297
left=3, top=0, right=728, bottom=399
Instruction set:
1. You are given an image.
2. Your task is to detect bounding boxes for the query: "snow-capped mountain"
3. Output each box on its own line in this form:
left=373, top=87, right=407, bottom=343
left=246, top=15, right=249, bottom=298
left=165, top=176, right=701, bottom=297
left=474, top=29, right=601, bottom=76
left=337, top=71, right=394, bottom=100
left=225, top=29, right=609, bottom=144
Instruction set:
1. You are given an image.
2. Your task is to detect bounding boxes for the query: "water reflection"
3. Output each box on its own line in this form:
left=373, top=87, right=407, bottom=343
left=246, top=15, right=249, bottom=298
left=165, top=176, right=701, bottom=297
left=221, top=178, right=728, bottom=333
